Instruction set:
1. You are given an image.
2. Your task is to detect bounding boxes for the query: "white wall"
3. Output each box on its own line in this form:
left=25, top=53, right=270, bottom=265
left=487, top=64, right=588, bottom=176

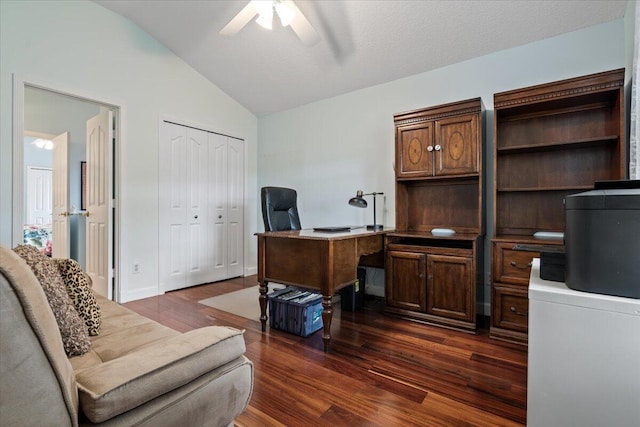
left=258, top=19, right=628, bottom=312
left=1, top=0, right=258, bottom=302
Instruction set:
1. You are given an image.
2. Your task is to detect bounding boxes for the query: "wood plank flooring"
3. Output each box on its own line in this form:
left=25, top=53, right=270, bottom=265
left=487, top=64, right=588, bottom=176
left=124, top=276, right=527, bottom=426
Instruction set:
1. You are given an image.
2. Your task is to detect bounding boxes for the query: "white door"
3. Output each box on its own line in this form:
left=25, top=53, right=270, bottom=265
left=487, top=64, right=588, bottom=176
left=226, top=137, right=244, bottom=278
left=208, top=134, right=244, bottom=281
left=51, top=132, right=70, bottom=258
left=86, top=110, right=113, bottom=298
left=26, top=167, right=52, bottom=225
left=186, top=127, right=209, bottom=286
left=159, top=122, right=208, bottom=291
left=208, top=133, right=228, bottom=281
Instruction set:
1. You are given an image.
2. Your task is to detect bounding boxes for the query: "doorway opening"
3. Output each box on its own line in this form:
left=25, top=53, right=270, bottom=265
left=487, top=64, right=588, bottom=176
left=12, top=77, right=121, bottom=301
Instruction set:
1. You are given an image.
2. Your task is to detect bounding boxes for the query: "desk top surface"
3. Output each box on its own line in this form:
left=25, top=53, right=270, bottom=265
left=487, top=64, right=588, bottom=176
left=256, top=228, right=390, bottom=241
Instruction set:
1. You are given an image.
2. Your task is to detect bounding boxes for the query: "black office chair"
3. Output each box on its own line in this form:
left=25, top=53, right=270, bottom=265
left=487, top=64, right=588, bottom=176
left=261, top=186, right=302, bottom=231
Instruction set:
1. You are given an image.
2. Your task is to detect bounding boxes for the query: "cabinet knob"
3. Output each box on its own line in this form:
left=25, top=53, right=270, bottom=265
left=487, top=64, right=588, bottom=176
left=218, top=215, right=222, bottom=219
left=194, top=215, right=198, bottom=219
left=427, top=145, right=434, bottom=152
left=434, top=144, right=441, bottom=151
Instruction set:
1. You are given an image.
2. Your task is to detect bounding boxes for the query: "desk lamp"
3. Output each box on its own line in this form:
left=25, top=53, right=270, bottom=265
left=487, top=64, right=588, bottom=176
left=348, top=190, right=384, bottom=230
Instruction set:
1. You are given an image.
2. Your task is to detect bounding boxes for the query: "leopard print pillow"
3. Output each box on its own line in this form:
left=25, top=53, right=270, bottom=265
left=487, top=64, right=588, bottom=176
left=53, top=258, right=101, bottom=336
left=13, top=245, right=91, bottom=356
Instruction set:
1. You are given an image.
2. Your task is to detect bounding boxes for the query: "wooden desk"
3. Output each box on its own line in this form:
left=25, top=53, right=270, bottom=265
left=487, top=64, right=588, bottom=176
left=256, top=228, right=386, bottom=352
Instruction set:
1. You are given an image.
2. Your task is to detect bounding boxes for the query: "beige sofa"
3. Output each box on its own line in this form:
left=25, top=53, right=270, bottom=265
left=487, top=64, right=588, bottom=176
left=0, top=246, right=253, bottom=426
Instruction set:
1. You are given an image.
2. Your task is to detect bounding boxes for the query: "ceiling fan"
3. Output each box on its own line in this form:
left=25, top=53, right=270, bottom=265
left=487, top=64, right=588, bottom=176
left=220, top=0, right=320, bottom=46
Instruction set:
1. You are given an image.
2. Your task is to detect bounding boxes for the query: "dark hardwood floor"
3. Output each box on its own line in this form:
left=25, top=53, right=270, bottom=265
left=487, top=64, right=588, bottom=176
left=124, top=276, right=527, bottom=426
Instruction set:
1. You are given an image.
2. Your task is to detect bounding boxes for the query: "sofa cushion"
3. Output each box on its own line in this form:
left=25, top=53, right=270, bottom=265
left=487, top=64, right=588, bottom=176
left=13, top=245, right=90, bottom=356
left=53, top=258, right=101, bottom=336
left=74, top=326, right=247, bottom=423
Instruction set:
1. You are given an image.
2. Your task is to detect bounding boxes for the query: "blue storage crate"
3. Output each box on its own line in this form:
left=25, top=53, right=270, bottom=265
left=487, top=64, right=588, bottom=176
left=268, top=287, right=323, bottom=337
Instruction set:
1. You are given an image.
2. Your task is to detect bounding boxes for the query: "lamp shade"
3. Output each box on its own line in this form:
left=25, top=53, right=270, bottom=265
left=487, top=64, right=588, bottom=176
left=349, top=190, right=367, bottom=208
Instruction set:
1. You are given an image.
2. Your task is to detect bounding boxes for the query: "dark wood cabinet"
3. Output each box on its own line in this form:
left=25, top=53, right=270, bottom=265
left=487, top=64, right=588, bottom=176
left=427, top=253, right=474, bottom=322
left=386, top=250, right=427, bottom=312
left=386, top=241, right=478, bottom=331
left=386, top=98, right=484, bottom=333
left=434, top=114, right=479, bottom=176
left=397, top=109, right=479, bottom=179
left=490, top=69, right=626, bottom=344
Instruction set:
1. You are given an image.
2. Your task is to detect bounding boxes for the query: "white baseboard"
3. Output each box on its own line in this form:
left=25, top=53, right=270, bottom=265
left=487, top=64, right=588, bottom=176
left=119, top=286, right=161, bottom=303
left=245, top=266, right=257, bottom=276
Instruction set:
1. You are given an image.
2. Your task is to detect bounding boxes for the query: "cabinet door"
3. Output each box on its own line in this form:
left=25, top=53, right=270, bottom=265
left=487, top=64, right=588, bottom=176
left=435, top=114, right=478, bottom=176
left=397, top=123, right=434, bottom=178
left=427, top=254, right=474, bottom=321
left=386, top=250, right=427, bottom=311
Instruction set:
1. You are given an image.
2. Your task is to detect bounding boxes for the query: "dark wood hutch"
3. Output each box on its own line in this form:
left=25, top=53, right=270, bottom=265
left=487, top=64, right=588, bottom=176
left=385, top=98, right=484, bottom=333
left=490, top=69, right=626, bottom=344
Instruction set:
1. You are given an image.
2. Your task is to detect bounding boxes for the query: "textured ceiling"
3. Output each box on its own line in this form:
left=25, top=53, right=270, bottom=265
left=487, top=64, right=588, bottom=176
left=95, top=0, right=627, bottom=117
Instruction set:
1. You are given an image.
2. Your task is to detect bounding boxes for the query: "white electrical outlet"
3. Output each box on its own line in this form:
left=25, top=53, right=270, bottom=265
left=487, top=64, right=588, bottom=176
left=133, top=262, right=141, bottom=274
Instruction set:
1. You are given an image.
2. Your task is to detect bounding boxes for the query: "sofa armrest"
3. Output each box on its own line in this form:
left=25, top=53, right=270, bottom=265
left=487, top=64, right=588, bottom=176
left=75, top=326, right=246, bottom=423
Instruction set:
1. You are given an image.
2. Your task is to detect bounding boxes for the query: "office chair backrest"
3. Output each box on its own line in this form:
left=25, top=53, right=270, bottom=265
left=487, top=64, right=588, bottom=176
left=261, top=186, right=302, bottom=231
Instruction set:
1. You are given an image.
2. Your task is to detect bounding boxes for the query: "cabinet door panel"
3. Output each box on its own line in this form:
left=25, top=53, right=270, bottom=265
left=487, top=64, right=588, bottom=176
left=427, top=254, right=474, bottom=321
left=386, top=250, right=427, bottom=311
left=435, top=114, right=478, bottom=175
left=397, top=123, right=434, bottom=178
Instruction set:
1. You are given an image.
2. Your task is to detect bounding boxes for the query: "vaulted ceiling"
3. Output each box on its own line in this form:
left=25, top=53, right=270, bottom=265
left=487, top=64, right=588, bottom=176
left=95, top=0, right=628, bottom=116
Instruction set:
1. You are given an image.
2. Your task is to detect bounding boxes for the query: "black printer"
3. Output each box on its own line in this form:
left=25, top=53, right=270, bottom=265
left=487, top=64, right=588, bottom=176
left=564, top=180, right=640, bottom=299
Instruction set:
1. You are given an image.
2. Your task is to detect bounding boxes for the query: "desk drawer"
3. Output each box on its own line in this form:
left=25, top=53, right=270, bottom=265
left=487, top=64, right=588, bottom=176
left=493, top=241, right=539, bottom=286
left=491, top=284, right=528, bottom=333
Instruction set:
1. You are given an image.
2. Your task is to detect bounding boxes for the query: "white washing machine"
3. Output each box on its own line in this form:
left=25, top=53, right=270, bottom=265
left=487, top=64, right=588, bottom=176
left=527, top=258, right=640, bottom=427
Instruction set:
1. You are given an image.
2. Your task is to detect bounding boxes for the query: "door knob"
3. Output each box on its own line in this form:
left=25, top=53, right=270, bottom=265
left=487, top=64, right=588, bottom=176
left=59, top=212, right=69, bottom=216
left=81, top=211, right=90, bottom=217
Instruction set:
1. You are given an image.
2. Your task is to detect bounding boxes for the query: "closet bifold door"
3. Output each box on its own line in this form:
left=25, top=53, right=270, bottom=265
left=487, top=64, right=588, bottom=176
left=207, top=133, right=245, bottom=282
left=159, top=121, right=209, bottom=292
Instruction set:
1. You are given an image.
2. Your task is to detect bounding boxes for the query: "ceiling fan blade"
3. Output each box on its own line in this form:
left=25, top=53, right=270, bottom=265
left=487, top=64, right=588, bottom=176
left=284, top=1, right=320, bottom=46
left=220, top=2, right=258, bottom=36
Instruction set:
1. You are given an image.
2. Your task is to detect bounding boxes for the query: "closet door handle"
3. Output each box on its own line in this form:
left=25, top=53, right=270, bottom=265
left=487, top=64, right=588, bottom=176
left=510, top=261, right=532, bottom=269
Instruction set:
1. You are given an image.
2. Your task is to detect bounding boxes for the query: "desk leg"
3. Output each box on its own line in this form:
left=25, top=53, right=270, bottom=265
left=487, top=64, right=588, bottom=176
left=321, top=295, right=333, bottom=352
left=259, top=281, right=268, bottom=332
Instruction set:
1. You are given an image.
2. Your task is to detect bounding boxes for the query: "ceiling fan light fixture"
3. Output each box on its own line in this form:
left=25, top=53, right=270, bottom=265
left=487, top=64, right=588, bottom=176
left=255, top=13, right=273, bottom=30
left=275, top=1, right=296, bottom=27
left=253, top=0, right=274, bottom=30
